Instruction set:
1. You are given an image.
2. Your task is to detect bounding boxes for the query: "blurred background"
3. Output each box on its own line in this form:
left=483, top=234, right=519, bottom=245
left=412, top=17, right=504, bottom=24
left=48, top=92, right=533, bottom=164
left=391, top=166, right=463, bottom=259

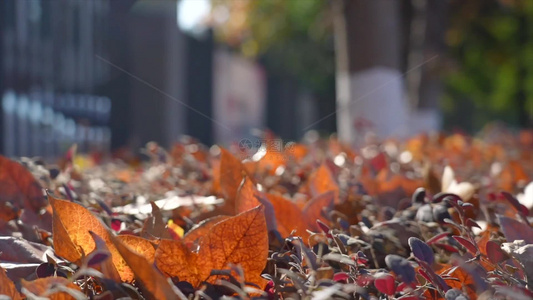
left=1, top=0, right=532, bottom=158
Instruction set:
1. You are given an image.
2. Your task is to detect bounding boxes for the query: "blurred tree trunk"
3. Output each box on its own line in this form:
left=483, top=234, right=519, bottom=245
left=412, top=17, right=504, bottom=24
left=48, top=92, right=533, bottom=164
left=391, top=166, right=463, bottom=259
left=407, top=0, right=448, bottom=134
left=333, top=0, right=408, bottom=144
left=418, top=1, right=447, bottom=110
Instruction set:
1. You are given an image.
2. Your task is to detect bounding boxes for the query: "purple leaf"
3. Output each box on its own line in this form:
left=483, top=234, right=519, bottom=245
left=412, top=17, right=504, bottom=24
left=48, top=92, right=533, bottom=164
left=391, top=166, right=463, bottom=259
left=445, top=197, right=464, bottom=217
left=87, top=250, right=111, bottom=266
left=35, top=263, right=55, bottom=278
left=465, top=218, right=481, bottom=229
left=501, top=191, right=529, bottom=217
left=385, top=254, right=416, bottom=285
left=432, top=193, right=461, bottom=204
left=408, top=237, right=435, bottom=265
left=374, top=273, right=396, bottom=296
left=417, top=259, right=449, bottom=291
left=498, top=215, right=533, bottom=244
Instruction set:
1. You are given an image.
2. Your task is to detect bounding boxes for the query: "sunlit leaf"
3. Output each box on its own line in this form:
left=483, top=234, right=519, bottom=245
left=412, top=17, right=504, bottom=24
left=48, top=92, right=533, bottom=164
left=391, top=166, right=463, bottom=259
left=109, top=234, right=178, bottom=299
left=156, top=206, right=268, bottom=289
left=21, top=277, right=82, bottom=300
left=266, top=193, right=310, bottom=239
left=197, top=206, right=268, bottom=288
left=50, top=194, right=142, bottom=282
left=0, top=266, right=22, bottom=300
left=155, top=239, right=203, bottom=286
left=183, top=215, right=231, bottom=246
left=305, top=163, right=339, bottom=203
left=303, top=191, right=335, bottom=230
left=0, top=155, right=46, bottom=212
left=219, top=148, right=251, bottom=205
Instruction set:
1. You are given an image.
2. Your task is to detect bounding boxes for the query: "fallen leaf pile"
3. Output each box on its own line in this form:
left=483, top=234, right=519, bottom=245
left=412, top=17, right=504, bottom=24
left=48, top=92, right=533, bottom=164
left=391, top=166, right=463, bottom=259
left=0, top=128, right=532, bottom=299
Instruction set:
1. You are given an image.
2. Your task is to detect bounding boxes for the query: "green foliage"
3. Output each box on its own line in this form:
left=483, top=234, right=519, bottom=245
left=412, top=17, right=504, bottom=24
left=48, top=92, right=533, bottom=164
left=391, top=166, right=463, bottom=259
left=249, top=0, right=335, bottom=94
left=445, top=0, right=533, bottom=130
left=212, top=0, right=335, bottom=95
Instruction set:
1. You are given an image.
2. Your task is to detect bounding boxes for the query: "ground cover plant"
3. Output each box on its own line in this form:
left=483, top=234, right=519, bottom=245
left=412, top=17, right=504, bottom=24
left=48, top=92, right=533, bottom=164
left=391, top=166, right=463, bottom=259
left=0, top=127, right=532, bottom=299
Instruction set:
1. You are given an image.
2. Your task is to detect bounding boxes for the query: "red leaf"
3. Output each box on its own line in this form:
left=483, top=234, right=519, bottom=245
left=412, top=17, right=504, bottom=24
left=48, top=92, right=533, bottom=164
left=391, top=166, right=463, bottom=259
left=498, top=215, right=533, bottom=244
left=427, top=232, right=450, bottom=245
left=486, top=241, right=509, bottom=263
left=452, top=236, right=478, bottom=255
left=434, top=243, right=460, bottom=253
left=333, top=272, right=350, bottom=282
left=465, top=218, right=481, bottom=229
left=374, top=273, right=396, bottom=296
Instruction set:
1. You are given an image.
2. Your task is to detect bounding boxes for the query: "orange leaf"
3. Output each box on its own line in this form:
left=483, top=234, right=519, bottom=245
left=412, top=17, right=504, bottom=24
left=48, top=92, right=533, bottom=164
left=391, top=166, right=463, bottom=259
left=0, top=202, right=20, bottom=223
left=0, top=155, right=46, bottom=212
left=400, top=176, right=424, bottom=196
left=198, top=206, right=268, bottom=288
left=50, top=194, right=103, bottom=263
left=257, top=150, right=286, bottom=175
left=50, top=194, right=133, bottom=282
left=220, top=148, right=248, bottom=203
left=303, top=191, right=335, bottom=231
left=235, top=177, right=278, bottom=233
left=439, top=265, right=477, bottom=300
left=256, top=132, right=287, bottom=174
left=236, top=176, right=261, bottom=213
left=109, top=234, right=178, bottom=300
left=375, top=170, right=399, bottom=194
left=21, top=277, right=81, bottom=300
left=477, top=224, right=499, bottom=257
left=156, top=206, right=269, bottom=289
left=155, top=239, right=204, bottom=286
left=285, top=143, right=308, bottom=162
left=0, top=266, right=22, bottom=300
left=306, top=163, right=340, bottom=203
left=267, top=193, right=310, bottom=239
left=117, top=235, right=157, bottom=280
left=183, top=215, right=231, bottom=247
left=118, top=235, right=156, bottom=262
left=509, top=160, right=529, bottom=183
left=243, top=160, right=258, bottom=175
